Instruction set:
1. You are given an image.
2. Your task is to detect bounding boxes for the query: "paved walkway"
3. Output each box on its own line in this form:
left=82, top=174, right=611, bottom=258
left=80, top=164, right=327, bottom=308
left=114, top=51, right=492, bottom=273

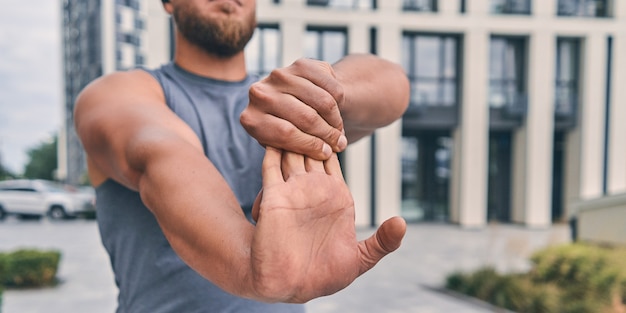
left=0, top=219, right=571, bottom=313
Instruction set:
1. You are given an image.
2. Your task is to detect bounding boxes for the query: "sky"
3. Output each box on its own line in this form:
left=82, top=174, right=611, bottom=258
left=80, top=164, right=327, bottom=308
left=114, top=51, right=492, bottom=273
left=0, top=0, right=62, bottom=175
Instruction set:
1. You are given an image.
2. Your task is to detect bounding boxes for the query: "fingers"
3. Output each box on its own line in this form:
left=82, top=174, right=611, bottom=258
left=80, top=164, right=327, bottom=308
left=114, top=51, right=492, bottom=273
left=246, top=81, right=346, bottom=153
left=304, top=156, right=325, bottom=173
left=243, top=112, right=334, bottom=160
left=281, top=151, right=306, bottom=181
left=357, top=216, right=407, bottom=276
left=262, top=147, right=285, bottom=187
left=243, top=58, right=350, bottom=159
left=323, top=153, right=343, bottom=179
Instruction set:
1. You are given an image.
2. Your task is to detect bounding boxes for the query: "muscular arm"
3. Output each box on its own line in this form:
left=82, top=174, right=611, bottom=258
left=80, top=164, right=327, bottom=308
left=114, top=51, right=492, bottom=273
left=75, top=70, right=405, bottom=303
left=334, top=54, right=410, bottom=142
left=74, top=70, right=259, bottom=297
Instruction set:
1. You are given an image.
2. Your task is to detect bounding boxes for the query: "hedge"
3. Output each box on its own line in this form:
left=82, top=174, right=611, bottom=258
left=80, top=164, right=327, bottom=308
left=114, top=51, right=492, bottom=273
left=0, top=249, right=62, bottom=288
left=446, top=243, right=626, bottom=313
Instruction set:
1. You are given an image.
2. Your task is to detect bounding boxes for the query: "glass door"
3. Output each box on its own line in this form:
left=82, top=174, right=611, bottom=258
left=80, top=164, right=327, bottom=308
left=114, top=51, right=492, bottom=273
left=401, top=131, right=452, bottom=222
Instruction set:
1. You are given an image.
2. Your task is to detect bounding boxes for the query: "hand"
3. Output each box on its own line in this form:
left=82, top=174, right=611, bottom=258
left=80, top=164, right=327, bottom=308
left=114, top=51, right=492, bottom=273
left=249, top=147, right=406, bottom=303
left=241, top=59, right=348, bottom=161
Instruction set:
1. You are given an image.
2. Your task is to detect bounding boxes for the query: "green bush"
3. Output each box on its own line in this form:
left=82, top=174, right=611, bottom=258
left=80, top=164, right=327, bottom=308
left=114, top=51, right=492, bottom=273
left=1, top=249, right=61, bottom=288
left=446, top=243, right=626, bottom=313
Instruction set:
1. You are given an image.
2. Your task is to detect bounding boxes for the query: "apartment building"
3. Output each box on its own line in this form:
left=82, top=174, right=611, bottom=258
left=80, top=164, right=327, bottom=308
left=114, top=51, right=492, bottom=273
left=61, top=0, right=626, bottom=229
left=253, top=0, right=626, bottom=228
left=59, top=0, right=169, bottom=184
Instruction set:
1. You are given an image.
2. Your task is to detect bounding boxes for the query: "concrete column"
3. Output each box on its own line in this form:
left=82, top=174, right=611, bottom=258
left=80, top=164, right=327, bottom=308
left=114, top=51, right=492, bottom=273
left=533, top=0, right=556, bottom=17
left=466, top=0, right=489, bottom=16
left=280, top=19, right=305, bottom=65
left=348, top=21, right=369, bottom=54
left=101, top=0, right=116, bottom=74
left=449, top=128, right=462, bottom=223
left=511, top=129, right=527, bottom=223
left=523, top=31, right=556, bottom=227
left=345, top=138, right=372, bottom=227
left=343, top=21, right=371, bottom=227
left=145, top=0, right=171, bottom=68
left=373, top=23, right=403, bottom=225
left=378, top=0, right=402, bottom=12
left=614, top=0, right=626, bottom=19
left=607, top=32, right=626, bottom=194
left=439, top=0, right=461, bottom=15
left=579, top=33, right=608, bottom=199
left=454, top=28, right=490, bottom=228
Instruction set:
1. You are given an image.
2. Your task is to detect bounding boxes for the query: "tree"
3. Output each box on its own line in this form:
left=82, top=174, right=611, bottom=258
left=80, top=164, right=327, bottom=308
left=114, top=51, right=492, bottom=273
left=0, top=164, right=15, bottom=180
left=23, top=135, right=58, bottom=181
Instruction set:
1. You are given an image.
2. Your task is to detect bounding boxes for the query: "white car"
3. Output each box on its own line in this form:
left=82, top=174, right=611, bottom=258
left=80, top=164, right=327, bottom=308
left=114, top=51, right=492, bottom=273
left=0, top=179, right=96, bottom=220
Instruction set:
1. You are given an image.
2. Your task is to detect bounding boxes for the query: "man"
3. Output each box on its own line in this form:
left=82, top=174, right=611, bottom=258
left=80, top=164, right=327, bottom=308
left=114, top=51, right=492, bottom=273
left=74, top=0, right=410, bottom=312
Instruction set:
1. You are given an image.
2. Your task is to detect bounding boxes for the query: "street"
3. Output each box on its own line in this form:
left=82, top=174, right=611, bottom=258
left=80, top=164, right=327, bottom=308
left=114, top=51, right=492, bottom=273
left=0, top=218, right=571, bottom=313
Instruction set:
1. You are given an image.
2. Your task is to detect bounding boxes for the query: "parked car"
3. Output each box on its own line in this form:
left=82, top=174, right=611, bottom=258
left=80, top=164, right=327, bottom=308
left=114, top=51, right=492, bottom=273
left=0, top=179, right=95, bottom=220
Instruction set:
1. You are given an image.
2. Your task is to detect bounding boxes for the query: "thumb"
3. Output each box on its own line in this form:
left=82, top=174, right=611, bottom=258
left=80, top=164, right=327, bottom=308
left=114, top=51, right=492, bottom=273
left=357, top=216, right=406, bottom=276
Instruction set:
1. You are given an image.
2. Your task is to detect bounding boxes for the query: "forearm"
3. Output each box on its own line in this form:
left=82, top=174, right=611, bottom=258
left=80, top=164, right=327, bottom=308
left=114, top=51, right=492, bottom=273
left=132, top=136, right=260, bottom=299
left=333, top=54, right=410, bottom=142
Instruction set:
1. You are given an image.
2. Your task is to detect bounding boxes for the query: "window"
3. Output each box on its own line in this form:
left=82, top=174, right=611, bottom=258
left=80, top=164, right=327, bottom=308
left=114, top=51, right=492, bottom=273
left=555, top=38, right=580, bottom=116
left=245, top=25, right=281, bottom=77
left=491, top=0, right=531, bottom=14
left=557, top=0, right=609, bottom=17
left=403, top=0, right=437, bottom=12
left=489, top=36, right=527, bottom=110
left=402, top=34, right=460, bottom=108
left=307, top=0, right=375, bottom=10
left=304, top=27, right=347, bottom=64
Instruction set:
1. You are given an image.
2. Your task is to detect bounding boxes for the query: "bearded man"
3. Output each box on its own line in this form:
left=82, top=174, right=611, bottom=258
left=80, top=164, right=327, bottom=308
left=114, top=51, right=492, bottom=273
left=74, top=0, right=409, bottom=312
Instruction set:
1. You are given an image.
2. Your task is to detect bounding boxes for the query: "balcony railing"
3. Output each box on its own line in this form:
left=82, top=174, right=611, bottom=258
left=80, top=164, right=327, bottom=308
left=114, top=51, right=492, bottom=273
left=489, top=90, right=527, bottom=118
left=491, top=0, right=531, bottom=14
left=403, top=0, right=437, bottom=12
left=557, top=0, right=608, bottom=17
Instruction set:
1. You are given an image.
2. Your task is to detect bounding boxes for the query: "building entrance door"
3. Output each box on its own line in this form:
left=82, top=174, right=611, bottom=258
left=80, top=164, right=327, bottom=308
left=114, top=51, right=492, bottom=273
left=487, top=131, right=512, bottom=222
left=401, top=131, right=452, bottom=222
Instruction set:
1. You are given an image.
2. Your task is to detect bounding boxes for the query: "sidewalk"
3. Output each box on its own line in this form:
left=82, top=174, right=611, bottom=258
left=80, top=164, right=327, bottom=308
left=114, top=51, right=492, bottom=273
left=0, top=219, right=571, bottom=313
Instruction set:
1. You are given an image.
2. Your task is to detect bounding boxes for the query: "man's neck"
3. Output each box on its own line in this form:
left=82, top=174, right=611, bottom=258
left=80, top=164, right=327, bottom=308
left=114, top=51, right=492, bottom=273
left=173, top=37, right=247, bottom=82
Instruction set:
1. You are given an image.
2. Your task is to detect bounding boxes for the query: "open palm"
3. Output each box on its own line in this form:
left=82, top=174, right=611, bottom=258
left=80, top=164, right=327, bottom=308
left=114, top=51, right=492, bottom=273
left=250, top=147, right=406, bottom=303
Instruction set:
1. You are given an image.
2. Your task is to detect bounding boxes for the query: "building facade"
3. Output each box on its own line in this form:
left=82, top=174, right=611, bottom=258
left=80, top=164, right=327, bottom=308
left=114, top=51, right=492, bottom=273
left=61, top=0, right=626, bottom=228
left=254, top=0, right=626, bottom=228
left=59, top=0, right=170, bottom=184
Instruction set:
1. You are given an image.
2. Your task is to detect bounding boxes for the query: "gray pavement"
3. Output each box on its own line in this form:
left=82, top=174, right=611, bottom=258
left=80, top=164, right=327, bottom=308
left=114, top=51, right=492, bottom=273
left=0, top=218, right=571, bottom=313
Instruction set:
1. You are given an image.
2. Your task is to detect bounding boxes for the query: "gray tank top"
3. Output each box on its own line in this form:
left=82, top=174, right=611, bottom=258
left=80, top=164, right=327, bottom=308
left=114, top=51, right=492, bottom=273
left=95, top=63, right=304, bottom=313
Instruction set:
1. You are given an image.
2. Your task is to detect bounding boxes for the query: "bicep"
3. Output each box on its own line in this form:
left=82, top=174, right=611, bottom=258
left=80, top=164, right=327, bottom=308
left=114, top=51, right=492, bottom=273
left=74, top=70, right=203, bottom=190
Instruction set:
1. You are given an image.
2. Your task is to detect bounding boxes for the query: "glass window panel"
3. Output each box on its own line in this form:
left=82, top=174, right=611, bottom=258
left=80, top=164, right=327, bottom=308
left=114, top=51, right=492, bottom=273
left=263, top=29, right=280, bottom=71
left=504, top=44, right=518, bottom=80
left=402, top=36, right=411, bottom=73
left=443, top=38, right=457, bottom=78
left=414, top=81, right=439, bottom=105
left=489, top=39, right=506, bottom=80
left=304, top=31, right=319, bottom=59
left=403, top=0, right=437, bottom=11
left=322, top=31, right=346, bottom=64
left=414, top=36, right=440, bottom=78
left=442, top=81, right=456, bottom=106
left=245, top=31, right=260, bottom=74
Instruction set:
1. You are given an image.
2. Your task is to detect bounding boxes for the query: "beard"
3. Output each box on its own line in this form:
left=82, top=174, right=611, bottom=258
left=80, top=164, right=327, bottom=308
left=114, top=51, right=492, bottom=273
left=173, top=3, right=256, bottom=58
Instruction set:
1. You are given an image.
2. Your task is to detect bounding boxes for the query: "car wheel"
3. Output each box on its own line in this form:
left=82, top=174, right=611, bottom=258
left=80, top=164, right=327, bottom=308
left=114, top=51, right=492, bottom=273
left=48, top=205, right=67, bottom=220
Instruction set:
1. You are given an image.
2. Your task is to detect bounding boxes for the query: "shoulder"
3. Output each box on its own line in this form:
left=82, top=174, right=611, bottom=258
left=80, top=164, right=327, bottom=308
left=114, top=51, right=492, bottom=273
left=75, top=70, right=165, bottom=114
